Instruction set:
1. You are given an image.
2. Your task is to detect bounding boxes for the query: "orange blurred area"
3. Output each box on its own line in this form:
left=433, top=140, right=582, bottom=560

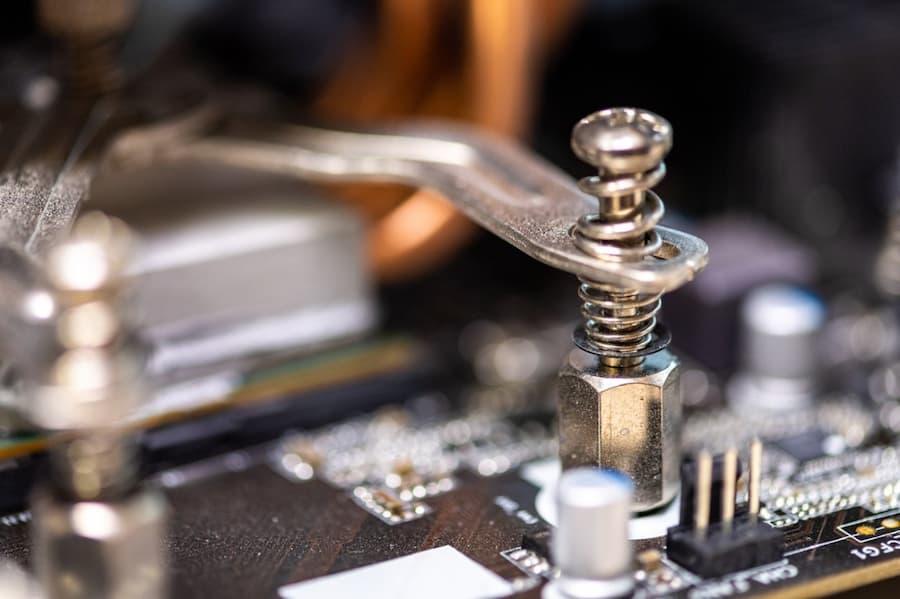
left=312, top=0, right=580, bottom=282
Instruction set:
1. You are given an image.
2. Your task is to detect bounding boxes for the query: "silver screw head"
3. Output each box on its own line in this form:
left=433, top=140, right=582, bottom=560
left=571, top=107, right=672, bottom=175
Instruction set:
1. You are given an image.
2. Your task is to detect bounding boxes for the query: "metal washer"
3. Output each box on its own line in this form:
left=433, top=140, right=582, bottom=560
left=572, top=323, right=671, bottom=359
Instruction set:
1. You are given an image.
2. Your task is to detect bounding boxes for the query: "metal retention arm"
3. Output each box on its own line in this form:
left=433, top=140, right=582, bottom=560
left=107, top=116, right=708, bottom=294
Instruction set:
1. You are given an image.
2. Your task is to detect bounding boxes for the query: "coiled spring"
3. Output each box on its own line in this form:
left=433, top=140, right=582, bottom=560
left=574, top=165, right=666, bottom=365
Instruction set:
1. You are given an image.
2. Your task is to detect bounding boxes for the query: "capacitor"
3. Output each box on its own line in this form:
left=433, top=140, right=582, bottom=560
left=741, top=284, right=825, bottom=380
left=543, top=468, right=634, bottom=599
left=729, top=284, right=825, bottom=411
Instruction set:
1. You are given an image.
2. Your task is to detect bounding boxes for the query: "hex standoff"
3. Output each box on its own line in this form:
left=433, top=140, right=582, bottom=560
left=749, top=438, right=762, bottom=520
left=694, top=450, right=712, bottom=533
left=722, top=448, right=737, bottom=526
left=557, top=108, right=708, bottom=513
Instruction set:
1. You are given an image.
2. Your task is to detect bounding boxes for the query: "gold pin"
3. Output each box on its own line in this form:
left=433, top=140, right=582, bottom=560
left=856, top=524, right=876, bottom=537
left=722, top=448, right=738, bottom=527
left=695, top=450, right=713, bottom=534
left=749, top=438, right=762, bottom=521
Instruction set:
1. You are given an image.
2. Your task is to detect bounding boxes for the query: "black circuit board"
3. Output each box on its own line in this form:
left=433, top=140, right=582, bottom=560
left=0, top=442, right=898, bottom=598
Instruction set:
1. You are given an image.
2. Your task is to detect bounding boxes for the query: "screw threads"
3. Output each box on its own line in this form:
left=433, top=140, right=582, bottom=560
left=577, top=281, right=662, bottom=366
left=570, top=108, right=672, bottom=367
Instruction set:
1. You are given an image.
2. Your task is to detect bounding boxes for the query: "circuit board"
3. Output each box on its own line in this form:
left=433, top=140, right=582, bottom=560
left=0, top=390, right=896, bottom=598
left=0, top=327, right=890, bottom=599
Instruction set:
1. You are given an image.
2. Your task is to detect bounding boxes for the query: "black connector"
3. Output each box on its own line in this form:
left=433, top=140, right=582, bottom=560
left=667, top=518, right=784, bottom=578
left=666, top=444, right=784, bottom=578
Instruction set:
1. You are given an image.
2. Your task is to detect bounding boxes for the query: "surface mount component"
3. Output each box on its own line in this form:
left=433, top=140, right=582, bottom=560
left=543, top=468, right=634, bottom=599
left=558, top=108, right=702, bottom=512
left=666, top=441, right=784, bottom=579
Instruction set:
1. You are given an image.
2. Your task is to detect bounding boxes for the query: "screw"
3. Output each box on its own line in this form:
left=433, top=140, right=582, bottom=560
left=570, top=108, right=672, bottom=367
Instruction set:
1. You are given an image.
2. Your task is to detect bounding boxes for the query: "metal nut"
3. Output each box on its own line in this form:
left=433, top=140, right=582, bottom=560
left=33, top=487, right=168, bottom=599
left=558, top=348, right=681, bottom=512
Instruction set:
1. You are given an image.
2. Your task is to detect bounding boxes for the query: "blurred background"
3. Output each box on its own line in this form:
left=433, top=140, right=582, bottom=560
left=4, top=0, right=900, bottom=405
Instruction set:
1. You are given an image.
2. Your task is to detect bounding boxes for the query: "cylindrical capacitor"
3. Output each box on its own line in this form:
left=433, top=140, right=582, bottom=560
left=741, top=285, right=825, bottom=380
left=544, top=468, right=634, bottom=599
left=729, top=284, right=825, bottom=411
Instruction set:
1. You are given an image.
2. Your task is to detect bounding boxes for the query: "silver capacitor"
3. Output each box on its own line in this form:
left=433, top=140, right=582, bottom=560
left=729, top=284, right=825, bottom=411
left=543, top=468, right=634, bottom=599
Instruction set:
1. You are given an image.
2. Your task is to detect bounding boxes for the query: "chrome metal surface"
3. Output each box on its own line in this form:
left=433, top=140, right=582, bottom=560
left=105, top=113, right=708, bottom=294
left=558, top=348, right=681, bottom=512
left=33, top=487, right=168, bottom=599
left=28, top=212, right=141, bottom=434
left=569, top=108, right=677, bottom=366
left=90, top=164, right=376, bottom=378
left=0, top=91, right=125, bottom=393
left=29, top=213, right=168, bottom=599
left=556, top=109, right=701, bottom=512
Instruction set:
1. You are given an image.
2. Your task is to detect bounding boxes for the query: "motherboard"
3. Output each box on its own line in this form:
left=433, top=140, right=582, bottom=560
left=0, top=339, right=896, bottom=598
left=5, top=3, right=900, bottom=596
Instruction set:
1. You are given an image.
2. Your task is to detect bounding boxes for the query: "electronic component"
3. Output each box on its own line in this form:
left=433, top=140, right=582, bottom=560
left=683, top=396, right=874, bottom=462
left=502, top=545, right=553, bottom=580
left=272, top=410, right=554, bottom=490
left=521, top=528, right=552, bottom=560
left=666, top=442, right=784, bottom=578
left=542, top=468, right=634, bottom=599
left=676, top=450, right=744, bottom=527
left=770, top=429, right=831, bottom=463
left=728, top=285, right=825, bottom=412
left=350, top=486, right=431, bottom=525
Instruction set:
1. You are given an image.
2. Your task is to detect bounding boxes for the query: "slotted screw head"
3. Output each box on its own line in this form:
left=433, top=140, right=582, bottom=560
left=571, top=108, right=672, bottom=175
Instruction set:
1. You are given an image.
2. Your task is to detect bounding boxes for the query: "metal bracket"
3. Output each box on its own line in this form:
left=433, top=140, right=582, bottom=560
left=106, top=112, right=708, bottom=295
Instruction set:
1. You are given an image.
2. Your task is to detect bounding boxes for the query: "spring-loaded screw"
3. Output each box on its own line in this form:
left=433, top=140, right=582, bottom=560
left=570, top=108, right=672, bottom=368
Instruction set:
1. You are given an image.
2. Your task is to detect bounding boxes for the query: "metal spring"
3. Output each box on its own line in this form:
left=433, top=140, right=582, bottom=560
left=574, top=166, right=666, bottom=364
